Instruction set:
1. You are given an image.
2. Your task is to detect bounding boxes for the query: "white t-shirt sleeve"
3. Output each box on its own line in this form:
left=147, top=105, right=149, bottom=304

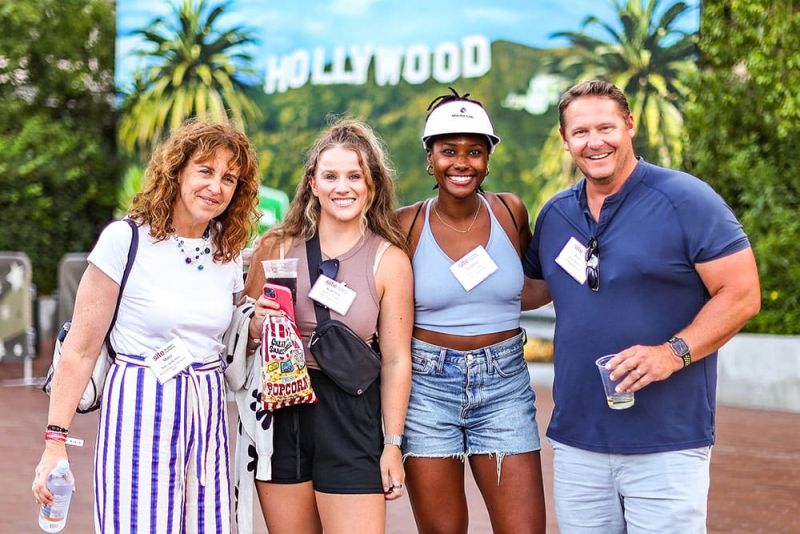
left=87, top=220, right=135, bottom=285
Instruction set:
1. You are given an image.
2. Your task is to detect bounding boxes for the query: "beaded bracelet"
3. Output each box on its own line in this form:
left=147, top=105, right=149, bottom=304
left=46, top=424, right=69, bottom=434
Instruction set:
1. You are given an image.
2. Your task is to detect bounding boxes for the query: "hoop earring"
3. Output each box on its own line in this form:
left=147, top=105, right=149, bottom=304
left=426, top=164, right=434, bottom=176
left=485, top=166, right=490, bottom=177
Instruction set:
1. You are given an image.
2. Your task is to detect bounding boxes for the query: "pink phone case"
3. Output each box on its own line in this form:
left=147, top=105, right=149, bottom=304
left=263, top=283, right=296, bottom=322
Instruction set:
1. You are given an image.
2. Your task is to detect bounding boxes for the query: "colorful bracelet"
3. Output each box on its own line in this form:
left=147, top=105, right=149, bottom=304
left=46, top=424, right=69, bottom=434
left=44, top=431, right=68, bottom=443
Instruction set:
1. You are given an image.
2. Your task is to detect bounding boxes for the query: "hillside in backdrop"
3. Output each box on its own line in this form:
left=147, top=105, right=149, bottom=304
left=247, top=40, right=568, bottom=211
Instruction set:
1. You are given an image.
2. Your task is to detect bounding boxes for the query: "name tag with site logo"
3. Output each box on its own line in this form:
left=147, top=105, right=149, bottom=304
left=555, top=236, right=588, bottom=285
left=449, top=245, right=498, bottom=291
left=309, top=274, right=357, bottom=315
left=146, top=336, right=194, bottom=384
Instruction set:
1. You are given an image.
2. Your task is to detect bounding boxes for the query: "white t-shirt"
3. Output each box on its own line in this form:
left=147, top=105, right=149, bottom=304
left=88, top=220, right=243, bottom=363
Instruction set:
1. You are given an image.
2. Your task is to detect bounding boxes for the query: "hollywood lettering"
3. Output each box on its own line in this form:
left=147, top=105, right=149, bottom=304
left=264, top=35, right=491, bottom=94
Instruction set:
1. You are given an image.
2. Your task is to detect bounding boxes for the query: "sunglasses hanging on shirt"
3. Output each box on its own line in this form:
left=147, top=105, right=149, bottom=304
left=319, top=258, right=340, bottom=280
left=586, top=237, right=600, bottom=292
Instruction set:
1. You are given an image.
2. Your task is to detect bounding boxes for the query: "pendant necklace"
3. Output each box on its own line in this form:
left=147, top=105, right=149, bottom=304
left=433, top=197, right=481, bottom=234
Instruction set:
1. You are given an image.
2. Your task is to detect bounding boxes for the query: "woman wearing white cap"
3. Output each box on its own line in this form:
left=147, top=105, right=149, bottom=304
left=397, top=89, right=546, bottom=533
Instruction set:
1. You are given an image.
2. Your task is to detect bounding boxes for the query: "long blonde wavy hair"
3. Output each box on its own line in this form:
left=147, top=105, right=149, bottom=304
left=128, top=119, right=259, bottom=262
left=269, top=117, right=405, bottom=250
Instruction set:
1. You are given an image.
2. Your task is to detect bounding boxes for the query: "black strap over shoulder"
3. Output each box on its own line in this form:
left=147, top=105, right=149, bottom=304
left=482, top=191, right=518, bottom=230
left=404, top=200, right=426, bottom=244
left=105, top=218, right=139, bottom=358
left=305, top=232, right=331, bottom=327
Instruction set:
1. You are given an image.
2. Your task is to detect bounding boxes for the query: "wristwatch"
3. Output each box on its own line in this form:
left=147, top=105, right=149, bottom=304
left=668, top=336, right=692, bottom=367
left=383, top=434, right=403, bottom=448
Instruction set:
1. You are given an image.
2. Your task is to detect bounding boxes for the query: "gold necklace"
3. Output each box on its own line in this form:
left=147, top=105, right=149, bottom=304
left=433, top=197, right=481, bottom=234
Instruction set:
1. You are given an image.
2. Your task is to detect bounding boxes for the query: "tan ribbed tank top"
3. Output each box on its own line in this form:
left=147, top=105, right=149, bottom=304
left=286, top=231, right=383, bottom=369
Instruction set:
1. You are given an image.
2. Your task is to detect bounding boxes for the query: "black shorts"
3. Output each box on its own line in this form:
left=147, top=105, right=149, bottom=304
left=268, top=368, right=383, bottom=494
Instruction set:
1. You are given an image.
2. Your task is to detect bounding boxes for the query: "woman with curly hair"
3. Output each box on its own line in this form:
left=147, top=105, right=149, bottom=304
left=242, top=117, right=412, bottom=533
left=33, top=119, right=260, bottom=533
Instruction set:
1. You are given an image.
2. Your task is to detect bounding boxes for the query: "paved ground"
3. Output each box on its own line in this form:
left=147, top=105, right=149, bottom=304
left=1, top=346, right=798, bottom=533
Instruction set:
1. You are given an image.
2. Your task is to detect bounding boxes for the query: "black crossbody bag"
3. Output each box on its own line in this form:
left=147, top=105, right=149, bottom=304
left=306, top=233, right=382, bottom=396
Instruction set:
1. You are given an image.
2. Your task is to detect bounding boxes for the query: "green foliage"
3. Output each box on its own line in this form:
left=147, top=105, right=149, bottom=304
left=537, top=0, right=698, bottom=209
left=684, top=0, right=800, bottom=333
left=116, top=162, right=145, bottom=217
left=0, top=0, right=117, bottom=294
left=119, top=0, right=261, bottom=157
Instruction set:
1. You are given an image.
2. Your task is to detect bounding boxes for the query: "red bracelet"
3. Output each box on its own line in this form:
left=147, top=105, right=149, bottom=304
left=45, top=431, right=68, bottom=443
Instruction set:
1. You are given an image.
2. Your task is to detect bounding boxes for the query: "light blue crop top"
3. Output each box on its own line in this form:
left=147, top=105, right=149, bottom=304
left=413, top=195, right=523, bottom=335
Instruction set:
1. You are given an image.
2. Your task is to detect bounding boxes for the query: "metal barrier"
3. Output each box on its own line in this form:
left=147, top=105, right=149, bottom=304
left=0, top=252, right=36, bottom=382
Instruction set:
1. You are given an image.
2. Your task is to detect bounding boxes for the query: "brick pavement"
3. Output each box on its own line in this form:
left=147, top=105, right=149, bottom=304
left=1, top=351, right=798, bottom=533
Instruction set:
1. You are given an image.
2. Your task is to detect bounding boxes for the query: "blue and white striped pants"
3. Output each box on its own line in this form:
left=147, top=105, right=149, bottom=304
left=93, top=354, right=231, bottom=533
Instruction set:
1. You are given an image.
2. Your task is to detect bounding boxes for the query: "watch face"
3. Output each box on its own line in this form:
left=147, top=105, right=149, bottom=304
left=671, top=338, right=690, bottom=356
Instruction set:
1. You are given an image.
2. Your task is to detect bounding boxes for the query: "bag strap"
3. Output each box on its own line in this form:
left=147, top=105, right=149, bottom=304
left=482, top=191, right=518, bottom=230
left=104, top=218, right=139, bottom=358
left=404, top=200, right=425, bottom=244
left=305, top=232, right=331, bottom=327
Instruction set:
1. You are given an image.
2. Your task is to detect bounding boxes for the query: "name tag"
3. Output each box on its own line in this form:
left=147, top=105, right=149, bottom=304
left=555, top=237, right=588, bottom=285
left=449, top=245, right=498, bottom=291
left=145, top=336, right=194, bottom=384
left=308, top=274, right=357, bottom=315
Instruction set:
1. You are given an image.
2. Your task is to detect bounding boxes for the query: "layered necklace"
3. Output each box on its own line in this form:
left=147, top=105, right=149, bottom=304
left=174, top=227, right=211, bottom=271
left=433, top=197, right=482, bottom=234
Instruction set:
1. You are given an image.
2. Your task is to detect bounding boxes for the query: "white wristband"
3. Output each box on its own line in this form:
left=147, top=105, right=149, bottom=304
left=383, top=434, right=403, bottom=448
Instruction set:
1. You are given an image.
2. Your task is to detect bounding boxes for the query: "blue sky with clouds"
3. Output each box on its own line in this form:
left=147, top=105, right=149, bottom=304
left=116, top=0, right=700, bottom=88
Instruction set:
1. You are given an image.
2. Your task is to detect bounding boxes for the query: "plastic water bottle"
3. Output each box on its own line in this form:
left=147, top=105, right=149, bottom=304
left=38, top=460, right=74, bottom=532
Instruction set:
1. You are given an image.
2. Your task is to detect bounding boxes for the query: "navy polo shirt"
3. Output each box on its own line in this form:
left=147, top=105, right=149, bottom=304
left=524, top=159, right=750, bottom=453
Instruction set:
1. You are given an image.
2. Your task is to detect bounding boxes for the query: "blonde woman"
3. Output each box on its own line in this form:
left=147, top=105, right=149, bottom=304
left=244, top=118, right=413, bottom=534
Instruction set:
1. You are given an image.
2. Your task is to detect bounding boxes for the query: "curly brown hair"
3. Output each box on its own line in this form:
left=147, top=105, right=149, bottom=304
left=129, top=118, right=259, bottom=263
left=269, top=117, right=405, bottom=250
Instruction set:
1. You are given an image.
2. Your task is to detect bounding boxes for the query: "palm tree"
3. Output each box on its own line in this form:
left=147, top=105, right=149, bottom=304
left=533, top=0, right=698, bottom=208
left=119, top=0, right=260, bottom=155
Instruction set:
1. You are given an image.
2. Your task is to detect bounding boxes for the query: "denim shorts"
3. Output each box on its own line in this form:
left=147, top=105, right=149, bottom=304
left=403, top=331, right=541, bottom=459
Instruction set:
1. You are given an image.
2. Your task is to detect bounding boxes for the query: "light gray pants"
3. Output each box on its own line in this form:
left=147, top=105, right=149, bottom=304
left=551, top=439, right=711, bottom=534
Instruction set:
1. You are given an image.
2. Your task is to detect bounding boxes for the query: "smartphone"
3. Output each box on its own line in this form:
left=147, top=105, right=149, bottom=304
left=263, top=282, right=296, bottom=323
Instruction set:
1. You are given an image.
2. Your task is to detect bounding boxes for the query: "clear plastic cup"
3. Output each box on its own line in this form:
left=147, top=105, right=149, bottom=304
left=595, top=354, right=635, bottom=410
left=261, top=258, right=299, bottom=303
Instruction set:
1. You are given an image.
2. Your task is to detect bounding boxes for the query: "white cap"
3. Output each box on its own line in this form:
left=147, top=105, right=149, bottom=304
left=421, top=100, right=501, bottom=153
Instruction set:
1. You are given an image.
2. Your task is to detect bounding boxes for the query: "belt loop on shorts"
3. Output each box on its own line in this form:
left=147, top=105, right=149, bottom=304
left=436, top=347, right=447, bottom=373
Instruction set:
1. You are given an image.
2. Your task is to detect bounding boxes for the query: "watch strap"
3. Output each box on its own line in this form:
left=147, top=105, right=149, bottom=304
left=668, top=336, right=692, bottom=367
left=383, top=434, right=403, bottom=448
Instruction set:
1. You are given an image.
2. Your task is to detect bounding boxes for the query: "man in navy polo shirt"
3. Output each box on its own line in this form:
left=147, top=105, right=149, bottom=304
left=522, top=79, right=760, bottom=533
